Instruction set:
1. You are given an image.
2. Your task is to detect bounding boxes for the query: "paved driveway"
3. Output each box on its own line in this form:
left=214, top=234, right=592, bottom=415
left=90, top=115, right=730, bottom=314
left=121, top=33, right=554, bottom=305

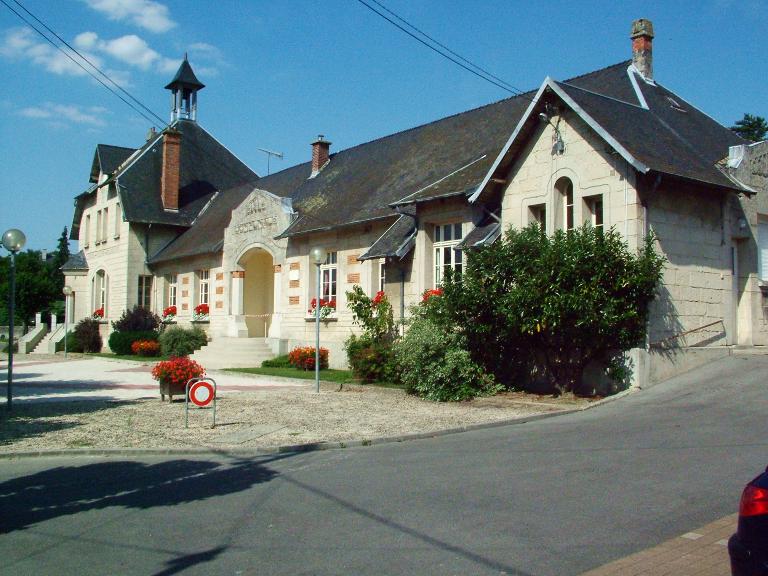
left=1, top=352, right=766, bottom=575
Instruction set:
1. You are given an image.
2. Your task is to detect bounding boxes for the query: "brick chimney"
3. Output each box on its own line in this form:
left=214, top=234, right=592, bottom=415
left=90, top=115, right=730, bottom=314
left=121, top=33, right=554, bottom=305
left=631, top=18, right=654, bottom=80
left=161, top=128, right=181, bottom=211
left=311, top=135, right=331, bottom=177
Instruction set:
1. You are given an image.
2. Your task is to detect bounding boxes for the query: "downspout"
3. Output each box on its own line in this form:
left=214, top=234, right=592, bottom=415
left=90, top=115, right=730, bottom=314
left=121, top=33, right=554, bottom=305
left=395, top=205, right=419, bottom=331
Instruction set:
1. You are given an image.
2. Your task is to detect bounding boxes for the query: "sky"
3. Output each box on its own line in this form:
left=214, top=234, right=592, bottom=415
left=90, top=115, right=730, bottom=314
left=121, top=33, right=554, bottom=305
left=1, top=0, right=767, bottom=252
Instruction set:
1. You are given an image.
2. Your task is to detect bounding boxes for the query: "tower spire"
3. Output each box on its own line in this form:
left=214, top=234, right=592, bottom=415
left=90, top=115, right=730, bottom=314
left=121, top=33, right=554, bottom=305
left=165, top=55, right=205, bottom=122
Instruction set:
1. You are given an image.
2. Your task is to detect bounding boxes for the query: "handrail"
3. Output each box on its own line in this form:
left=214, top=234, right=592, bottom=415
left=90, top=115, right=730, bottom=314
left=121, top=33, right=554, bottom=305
left=649, top=319, right=724, bottom=348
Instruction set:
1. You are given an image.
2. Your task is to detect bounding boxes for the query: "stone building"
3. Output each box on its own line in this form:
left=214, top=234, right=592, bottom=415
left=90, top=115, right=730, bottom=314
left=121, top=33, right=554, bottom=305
left=63, top=20, right=765, bottom=386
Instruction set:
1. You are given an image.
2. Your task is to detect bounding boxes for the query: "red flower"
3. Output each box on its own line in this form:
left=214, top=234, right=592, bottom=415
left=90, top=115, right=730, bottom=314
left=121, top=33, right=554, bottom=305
left=151, top=357, right=205, bottom=386
left=421, top=288, right=443, bottom=303
left=163, top=305, right=177, bottom=318
left=194, top=303, right=209, bottom=316
left=372, top=291, right=385, bottom=306
left=92, top=307, right=104, bottom=319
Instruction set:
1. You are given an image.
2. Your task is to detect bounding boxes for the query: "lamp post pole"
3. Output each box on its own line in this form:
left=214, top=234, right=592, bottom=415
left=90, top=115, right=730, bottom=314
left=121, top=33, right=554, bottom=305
left=62, top=286, right=72, bottom=359
left=310, top=247, right=327, bottom=394
left=3, top=229, right=26, bottom=411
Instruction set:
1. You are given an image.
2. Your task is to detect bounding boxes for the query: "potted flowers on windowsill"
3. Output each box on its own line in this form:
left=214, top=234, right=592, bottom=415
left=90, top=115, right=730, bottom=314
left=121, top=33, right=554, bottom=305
left=306, top=297, right=337, bottom=321
left=151, top=356, right=205, bottom=402
left=92, top=307, right=106, bottom=323
left=192, top=303, right=209, bottom=322
left=162, top=305, right=177, bottom=324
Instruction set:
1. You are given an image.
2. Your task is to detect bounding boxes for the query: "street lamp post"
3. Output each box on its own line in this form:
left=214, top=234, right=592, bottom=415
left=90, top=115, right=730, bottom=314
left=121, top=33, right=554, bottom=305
left=2, top=228, right=26, bottom=411
left=310, top=247, right=327, bottom=394
left=62, top=286, right=72, bottom=359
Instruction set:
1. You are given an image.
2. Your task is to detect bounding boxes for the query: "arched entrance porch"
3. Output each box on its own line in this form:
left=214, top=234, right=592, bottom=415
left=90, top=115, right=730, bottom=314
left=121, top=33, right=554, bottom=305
left=238, top=248, right=274, bottom=337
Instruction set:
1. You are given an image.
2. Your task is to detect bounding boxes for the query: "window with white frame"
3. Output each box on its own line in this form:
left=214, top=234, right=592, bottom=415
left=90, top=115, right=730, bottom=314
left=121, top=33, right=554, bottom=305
left=96, top=210, right=102, bottom=243
left=167, top=274, right=177, bottom=307
left=555, top=177, right=574, bottom=231
left=759, top=219, right=768, bottom=282
left=92, top=270, right=107, bottom=313
left=84, top=214, right=91, bottom=247
left=102, top=206, right=108, bottom=243
left=434, top=223, right=463, bottom=285
left=320, top=252, right=337, bottom=302
left=584, top=195, right=604, bottom=231
left=529, top=203, right=547, bottom=233
left=114, top=202, right=121, bottom=238
left=378, top=260, right=386, bottom=293
left=198, top=269, right=210, bottom=305
left=138, top=275, right=152, bottom=309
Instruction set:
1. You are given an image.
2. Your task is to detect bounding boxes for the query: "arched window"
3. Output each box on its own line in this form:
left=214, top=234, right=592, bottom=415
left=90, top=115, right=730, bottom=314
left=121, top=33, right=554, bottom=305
left=92, top=270, right=108, bottom=315
left=554, top=177, right=574, bottom=231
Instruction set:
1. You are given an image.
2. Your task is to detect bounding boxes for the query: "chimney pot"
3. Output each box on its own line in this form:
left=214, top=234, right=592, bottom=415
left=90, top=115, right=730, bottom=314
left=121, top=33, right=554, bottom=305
left=630, top=18, right=654, bottom=80
left=311, top=135, right=331, bottom=177
left=161, top=128, right=181, bottom=211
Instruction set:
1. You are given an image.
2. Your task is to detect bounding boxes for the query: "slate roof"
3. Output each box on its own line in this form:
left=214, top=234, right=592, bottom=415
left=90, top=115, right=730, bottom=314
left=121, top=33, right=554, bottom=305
left=89, top=145, right=135, bottom=184
left=72, top=119, right=259, bottom=236
left=148, top=183, right=255, bottom=264
left=61, top=250, right=88, bottom=271
left=457, top=218, right=501, bottom=250
left=165, top=58, right=205, bottom=90
left=359, top=208, right=417, bottom=261
left=471, top=64, right=749, bottom=204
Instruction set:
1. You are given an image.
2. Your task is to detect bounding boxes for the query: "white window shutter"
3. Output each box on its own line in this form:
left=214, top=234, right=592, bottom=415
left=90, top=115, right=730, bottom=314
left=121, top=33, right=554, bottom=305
left=758, top=221, right=768, bottom=281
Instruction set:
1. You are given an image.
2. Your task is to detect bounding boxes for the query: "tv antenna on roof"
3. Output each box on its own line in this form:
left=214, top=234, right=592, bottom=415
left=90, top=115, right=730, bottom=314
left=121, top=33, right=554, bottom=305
left=256, top=147, right=284, bottom=175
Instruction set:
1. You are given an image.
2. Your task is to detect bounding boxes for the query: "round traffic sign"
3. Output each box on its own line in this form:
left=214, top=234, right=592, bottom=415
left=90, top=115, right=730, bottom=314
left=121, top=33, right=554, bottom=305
left=189, top=380, right=214, bottom=407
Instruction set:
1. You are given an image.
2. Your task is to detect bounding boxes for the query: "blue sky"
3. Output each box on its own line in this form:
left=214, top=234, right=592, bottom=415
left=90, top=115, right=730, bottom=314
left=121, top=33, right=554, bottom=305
left=1, top=0, right=767, bottom=251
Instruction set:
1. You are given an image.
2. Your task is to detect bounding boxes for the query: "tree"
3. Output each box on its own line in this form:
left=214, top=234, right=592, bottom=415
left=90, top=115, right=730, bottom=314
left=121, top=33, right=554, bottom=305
left=50, top=227, right=70, bottom=294
left=0, top=250, right=58, bottom=328
left=730, top=113, right=768, bottom=142
left=437, top=224, right=666, bottom=394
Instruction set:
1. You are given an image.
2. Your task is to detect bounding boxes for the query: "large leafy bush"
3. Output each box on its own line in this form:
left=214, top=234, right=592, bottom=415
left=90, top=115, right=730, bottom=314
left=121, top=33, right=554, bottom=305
left=394, top=314, right=500, bottom=402
left=158, top=326, right=208, bottom=357
left=437, top=224, right=665, bottom=393
left=344, top=286, right=398, bottom=382
left=73, top=318, right=102, bottom=353
left=111, top=305, right=160, bottom=332
left=108, top=330, right=159, bottom=355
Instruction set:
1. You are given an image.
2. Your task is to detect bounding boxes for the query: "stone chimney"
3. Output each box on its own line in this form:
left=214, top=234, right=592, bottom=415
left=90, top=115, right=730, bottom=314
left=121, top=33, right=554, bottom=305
left=631, top=18, right=654, bottom=80
left=161, top=128, right=181, bottom=211
left=311, top=135, right=331, bottom=177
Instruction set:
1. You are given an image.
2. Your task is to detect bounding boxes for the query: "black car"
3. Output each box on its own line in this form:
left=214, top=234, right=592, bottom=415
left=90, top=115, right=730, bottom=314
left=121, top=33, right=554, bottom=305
left=729, top=466, right=768, bottom=575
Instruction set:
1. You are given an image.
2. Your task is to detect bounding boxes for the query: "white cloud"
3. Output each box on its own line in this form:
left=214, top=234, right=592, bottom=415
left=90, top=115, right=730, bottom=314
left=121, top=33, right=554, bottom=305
left=19, top=102, right=108, bottom=127
left=83, top=0, right=176, bottom=33
left=100, top=34, right=159, bottom=69
left=1, top=28, right=103, bottom=77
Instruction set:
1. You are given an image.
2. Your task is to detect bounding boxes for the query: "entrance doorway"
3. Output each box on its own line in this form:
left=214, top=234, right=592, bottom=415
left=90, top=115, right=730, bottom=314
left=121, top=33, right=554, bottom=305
left=239, top=248, right=274, bottom=337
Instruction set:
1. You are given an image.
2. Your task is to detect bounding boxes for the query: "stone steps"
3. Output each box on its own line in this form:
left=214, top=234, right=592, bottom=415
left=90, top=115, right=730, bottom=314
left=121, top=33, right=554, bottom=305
left=190, top=337, right=275, bottom=369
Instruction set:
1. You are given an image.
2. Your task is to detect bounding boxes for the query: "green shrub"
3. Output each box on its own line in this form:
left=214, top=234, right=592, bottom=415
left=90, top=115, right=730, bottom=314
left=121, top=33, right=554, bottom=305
left=158, top=326, right=208, bottom=357
left=288, top=346, right=329, bottom=370
left=437, top=224, right=665, bottom=393
left=261, top=354, right=292, bottom=368
left=111, top=305, right=160, bottom=332
left=65, top=331, right=82, bottom=353
left=345, top=334, right=397, bottom=383
left=108, top=330, right=159, bottom=355
left=74, top=318, right=102, bottom=353
left=393, top=316, right=500, bottom=402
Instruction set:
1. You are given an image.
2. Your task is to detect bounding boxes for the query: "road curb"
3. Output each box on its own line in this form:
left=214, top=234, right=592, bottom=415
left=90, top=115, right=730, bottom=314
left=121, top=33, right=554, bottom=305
left=0, top=387, right=634, bottom=461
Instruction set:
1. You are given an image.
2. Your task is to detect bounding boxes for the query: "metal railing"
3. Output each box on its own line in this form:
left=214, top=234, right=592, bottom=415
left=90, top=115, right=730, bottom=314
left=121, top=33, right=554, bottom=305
left=649, top=319, right=724, bottom=349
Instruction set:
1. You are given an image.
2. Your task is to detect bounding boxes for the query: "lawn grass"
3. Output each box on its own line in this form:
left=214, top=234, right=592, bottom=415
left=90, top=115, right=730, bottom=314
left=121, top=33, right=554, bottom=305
left=224, top=366, right=405, bottom=389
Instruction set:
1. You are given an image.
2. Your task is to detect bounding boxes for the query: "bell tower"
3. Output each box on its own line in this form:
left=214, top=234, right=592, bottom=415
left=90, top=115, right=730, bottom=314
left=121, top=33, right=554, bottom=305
left=165, top=55, right=205, bottom=122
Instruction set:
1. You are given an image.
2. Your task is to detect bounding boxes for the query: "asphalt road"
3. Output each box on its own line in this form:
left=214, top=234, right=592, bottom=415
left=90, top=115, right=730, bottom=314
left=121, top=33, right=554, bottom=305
left=1, top=353, right=766, bottom=576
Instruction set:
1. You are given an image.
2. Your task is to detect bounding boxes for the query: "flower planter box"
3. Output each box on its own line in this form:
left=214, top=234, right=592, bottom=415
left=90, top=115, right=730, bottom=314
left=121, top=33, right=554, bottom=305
left=159, top=379, right=189, bottom=402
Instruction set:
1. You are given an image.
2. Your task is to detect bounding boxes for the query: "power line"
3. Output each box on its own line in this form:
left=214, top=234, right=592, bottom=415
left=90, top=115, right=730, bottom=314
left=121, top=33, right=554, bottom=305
left=8, top=0, right=167, bottom=127
left=2, top=0, right=166, bottom=127
left=355, top=0, right=525, bottom=96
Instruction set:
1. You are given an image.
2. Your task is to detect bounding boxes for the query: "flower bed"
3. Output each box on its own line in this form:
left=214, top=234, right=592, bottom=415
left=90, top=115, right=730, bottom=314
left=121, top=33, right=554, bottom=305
left=288, top=346, right=329, bottom=370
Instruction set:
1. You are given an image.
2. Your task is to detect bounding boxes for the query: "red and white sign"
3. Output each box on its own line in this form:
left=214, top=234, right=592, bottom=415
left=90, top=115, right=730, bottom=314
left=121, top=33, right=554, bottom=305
left=189, top=380, right=215, bottom=407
